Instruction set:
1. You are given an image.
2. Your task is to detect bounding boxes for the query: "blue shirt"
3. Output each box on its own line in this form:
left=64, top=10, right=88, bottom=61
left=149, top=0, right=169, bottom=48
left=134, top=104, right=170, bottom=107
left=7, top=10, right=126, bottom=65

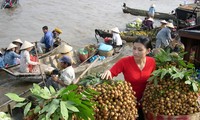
left=0, top=57, right=5, bottom=68
left=148, top=7, right=155, bottom=16
left=44, top=31, right=53, bottom=49
left=156, top=27, right=172, bottom=41
left=4, top=51, right=20, bottom=66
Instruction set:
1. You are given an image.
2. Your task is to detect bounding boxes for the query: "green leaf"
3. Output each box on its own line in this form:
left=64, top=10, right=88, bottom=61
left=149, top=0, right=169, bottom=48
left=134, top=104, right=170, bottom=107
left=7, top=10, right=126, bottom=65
left=14, top=102, right=27, bottom=108
left=5, top=93, right=25, bottom=102
left=192, top=82, right=198, bottom=92
left=65, top=101, right=79, bottom=112
left=160, top=69, right=168, bottom=80
left=24, top=102, right=32, bottom=116
left=60, top=85, right=78, bottom=95
left=60, top=101, right=69, bottom=120
left=34, top=106, right=41, bottom=114
left=49, top=86, right=56, bottom=94
left=46, top=99, right=60, bottom=119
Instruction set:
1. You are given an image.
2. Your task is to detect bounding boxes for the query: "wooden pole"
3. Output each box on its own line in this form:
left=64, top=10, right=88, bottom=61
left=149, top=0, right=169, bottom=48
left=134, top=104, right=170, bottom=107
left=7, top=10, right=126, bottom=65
left=74, top=56, right=100, bottom=84
left=34, top=44, right=46, bottom=86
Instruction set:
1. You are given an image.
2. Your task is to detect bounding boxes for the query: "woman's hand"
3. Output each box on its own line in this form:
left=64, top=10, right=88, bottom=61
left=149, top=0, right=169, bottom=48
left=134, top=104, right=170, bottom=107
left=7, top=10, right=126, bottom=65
left=101, top=70, right=112, bottom=80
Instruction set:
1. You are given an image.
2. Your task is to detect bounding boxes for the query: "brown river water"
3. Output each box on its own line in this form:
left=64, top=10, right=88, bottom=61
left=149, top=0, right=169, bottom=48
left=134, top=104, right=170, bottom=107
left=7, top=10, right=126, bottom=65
left=0, top=0, right=193, bottom=111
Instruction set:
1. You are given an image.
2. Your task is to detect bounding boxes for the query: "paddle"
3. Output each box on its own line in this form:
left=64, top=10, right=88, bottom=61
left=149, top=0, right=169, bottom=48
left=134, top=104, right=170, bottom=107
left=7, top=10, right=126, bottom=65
left=34, top=45, right=46, bottom=86
left=73, top=56, right=100, bottom=84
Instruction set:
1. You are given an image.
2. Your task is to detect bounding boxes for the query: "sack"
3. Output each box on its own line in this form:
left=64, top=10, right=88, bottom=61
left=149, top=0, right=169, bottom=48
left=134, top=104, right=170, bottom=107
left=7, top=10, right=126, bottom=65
left=98, top=43, right=113, bottom=52
left=78, top=48, right=88, bottom=62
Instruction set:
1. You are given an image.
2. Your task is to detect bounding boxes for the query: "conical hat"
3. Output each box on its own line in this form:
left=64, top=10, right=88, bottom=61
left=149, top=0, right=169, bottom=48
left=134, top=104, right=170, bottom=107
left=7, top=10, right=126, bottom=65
left=166, top=23, right=174, bottom=28
left=54, top=28, right=62, bottom=34
left=13, top=39, right=23, bottom=44
left=20, top=41, right=34, bottom=50
left=0, top=50, right=2, bottom=54
left=151, top=4, right=155, bottom=7
left=7, top=43, right=17, bottom=50
left=148, top=17, right=154, bottom=22
left=111, top=27, right=120, bottom=33
left=160, top=20, right=168, bottom=24
left=58, top=44, right=73, bottom=53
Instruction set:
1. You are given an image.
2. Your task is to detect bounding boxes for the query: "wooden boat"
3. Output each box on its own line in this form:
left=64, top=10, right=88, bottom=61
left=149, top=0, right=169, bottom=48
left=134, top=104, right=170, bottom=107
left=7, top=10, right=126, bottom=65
left=122, top=3, right=176, bottom=21
left=40, top=42, right=126, bottom=74
left=95, top=29, right=158, bottom=42
left=1, top=0, right=19, bottom=9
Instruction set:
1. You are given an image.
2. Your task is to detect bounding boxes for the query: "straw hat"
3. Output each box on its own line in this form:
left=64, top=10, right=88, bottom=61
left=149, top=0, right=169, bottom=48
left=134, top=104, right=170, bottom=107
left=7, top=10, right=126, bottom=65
left=54, top=28, right=62, bottom=34
left=12, top=39, right=23, bottom=44
left=20, top=41, right=34, bottom=50
left=7, top=43, right=17, bottom=50
left=166, top=23, right=174, bottom=28
left=148, top=17, right=154, bottom=22
left=0, top=50, right=2, bottom=55
left=58, top=44, right=73, bottom=53
left=160, top=20, right=168, bottom=24
left=111, top=27, right=120, bottom=33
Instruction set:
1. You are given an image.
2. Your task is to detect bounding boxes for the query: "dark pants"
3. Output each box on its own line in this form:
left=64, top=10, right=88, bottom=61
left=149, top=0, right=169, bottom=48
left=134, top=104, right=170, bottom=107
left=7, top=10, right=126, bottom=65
left=46, top=77, right=59, bottom=90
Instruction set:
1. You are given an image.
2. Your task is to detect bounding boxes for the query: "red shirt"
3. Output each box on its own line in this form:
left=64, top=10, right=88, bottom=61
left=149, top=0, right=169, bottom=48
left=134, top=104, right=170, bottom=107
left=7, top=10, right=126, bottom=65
left=110, top=56, right=156, bottom=102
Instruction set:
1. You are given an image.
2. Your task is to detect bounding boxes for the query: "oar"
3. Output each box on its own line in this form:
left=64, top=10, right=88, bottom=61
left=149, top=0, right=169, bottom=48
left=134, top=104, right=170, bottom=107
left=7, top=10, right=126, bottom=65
left=74, top=56, right=100, bottom=84
left=34, top=45, right=46, bottom=86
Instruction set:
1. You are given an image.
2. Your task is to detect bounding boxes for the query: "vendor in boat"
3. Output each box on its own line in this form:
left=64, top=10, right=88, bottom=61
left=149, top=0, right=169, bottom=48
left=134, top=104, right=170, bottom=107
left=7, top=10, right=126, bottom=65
left=46, top=55, right=75, bottom=90
left=156, top=23, right=174, bottom=49
left=52, top=27, right=62, bottom=48
left=20, top=41, right=39, bottom=73
left=160, top=20, right=168, bottom=29
left=37, top=26, right=53, bottom=54
left=148, top=4, right=156, bottom=18
left=101, top=36, right=156, bottom=120
left=56, top=44, right=76, bottom=70
left=111, top=27, right=123, bottom=47
left=3, top=43, right=20, bottom=67
left=141, top=17, right=154, bottom=30
left=0, top=51, right=5, bottom=68
left=12, top=38, right=23, bottom=54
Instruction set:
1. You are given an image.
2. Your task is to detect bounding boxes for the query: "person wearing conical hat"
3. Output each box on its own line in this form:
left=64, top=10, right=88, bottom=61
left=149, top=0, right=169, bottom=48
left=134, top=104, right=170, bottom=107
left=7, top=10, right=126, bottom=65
left=156, top=22, right=175, bottom=49
left=52, top=27, right=63, bottom=48
left=20, top=41, right=39, bottom=73
left=148, top=4, right=156, bottom=18
left=3, top=43, right=20, bottom=67
left=56, top=44, right=75, bottom=70
left=12, top=38, right=23, bottom=54
left=160, top=20, right=168, bottom=28
left=0, top=50, right=5, bottom=68
left=142, top=17, right=154, bottom=30
left=111, top=27, right=123, bottom=47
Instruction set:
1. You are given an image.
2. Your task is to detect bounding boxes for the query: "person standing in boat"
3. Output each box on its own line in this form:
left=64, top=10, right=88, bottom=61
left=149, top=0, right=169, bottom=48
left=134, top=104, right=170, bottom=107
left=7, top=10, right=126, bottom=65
left=156, top=23, right=174, bottom=49
left=46, top=55, right=75, bottom=90
left=37, top=26, right=53, bottom=54
left=3, top=43, right=20, bottom=67
left=12, top=38, right=23, bottom=54
left=20, top=41, right=39, bottom=73
left=111, top=27, right=123, bottom=47
left=52, top=27, right=62, bottom=48
left=0, top=51, right=5, bottom=68
left=101, top=36, right=156, bottom=120
left=148, top=4, right=156, bottom=18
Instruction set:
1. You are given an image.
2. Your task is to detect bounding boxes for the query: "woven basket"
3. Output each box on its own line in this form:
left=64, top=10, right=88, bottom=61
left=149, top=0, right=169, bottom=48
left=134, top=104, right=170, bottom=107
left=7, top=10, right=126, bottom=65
left=98, top=49, right=114, bottom=57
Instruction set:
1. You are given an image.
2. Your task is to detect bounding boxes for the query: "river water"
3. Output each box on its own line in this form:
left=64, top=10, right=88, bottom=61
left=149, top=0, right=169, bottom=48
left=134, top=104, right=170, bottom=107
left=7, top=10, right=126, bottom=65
left=0, top=0, right=194, bottom=111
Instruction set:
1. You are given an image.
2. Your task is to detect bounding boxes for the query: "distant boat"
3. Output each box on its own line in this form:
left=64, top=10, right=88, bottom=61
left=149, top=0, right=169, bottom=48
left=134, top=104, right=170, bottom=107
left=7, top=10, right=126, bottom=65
left=1, top=0, right=19, bottom=9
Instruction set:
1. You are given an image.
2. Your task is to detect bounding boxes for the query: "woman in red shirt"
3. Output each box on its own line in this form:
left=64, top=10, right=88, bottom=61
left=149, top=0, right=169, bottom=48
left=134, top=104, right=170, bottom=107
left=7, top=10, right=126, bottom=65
left=101, top=36, right=156, bottom=120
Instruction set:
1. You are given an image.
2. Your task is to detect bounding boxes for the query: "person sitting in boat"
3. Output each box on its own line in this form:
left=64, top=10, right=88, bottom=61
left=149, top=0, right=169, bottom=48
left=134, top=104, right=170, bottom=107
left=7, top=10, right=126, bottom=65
left=37, top=26, right=53, bottom=54
left=111, top=27, right=123, bottom=47
left=52, top=27, right=62, bottom=48
left=12, top=38, right=23, bottom=54
left=20, top=41, right=39, bottom=73
left=55, top=44, right=76, bottom=70
left=0, top=51, right=5, bottom=68
left=156, top=23, right=174, bottom=49
left=141, top=17, right=154, bottom=30
left=3, top=43, right=20, bottom=67
left=46, top=55, right=75, bottom=90
left=148, top=4, right=156, bottom=18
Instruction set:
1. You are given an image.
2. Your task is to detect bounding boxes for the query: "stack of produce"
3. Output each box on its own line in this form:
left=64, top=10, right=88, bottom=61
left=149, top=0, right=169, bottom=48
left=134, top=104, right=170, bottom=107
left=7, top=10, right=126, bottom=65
left=142, top=50, right=200, bottom=119
left=78, top=75, right=138, bottom=120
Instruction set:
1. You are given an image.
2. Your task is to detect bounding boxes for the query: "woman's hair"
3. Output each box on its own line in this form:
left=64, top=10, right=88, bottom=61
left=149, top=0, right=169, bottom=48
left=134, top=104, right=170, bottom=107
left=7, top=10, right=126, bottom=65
left=133, top=36, right=153, bottom=49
